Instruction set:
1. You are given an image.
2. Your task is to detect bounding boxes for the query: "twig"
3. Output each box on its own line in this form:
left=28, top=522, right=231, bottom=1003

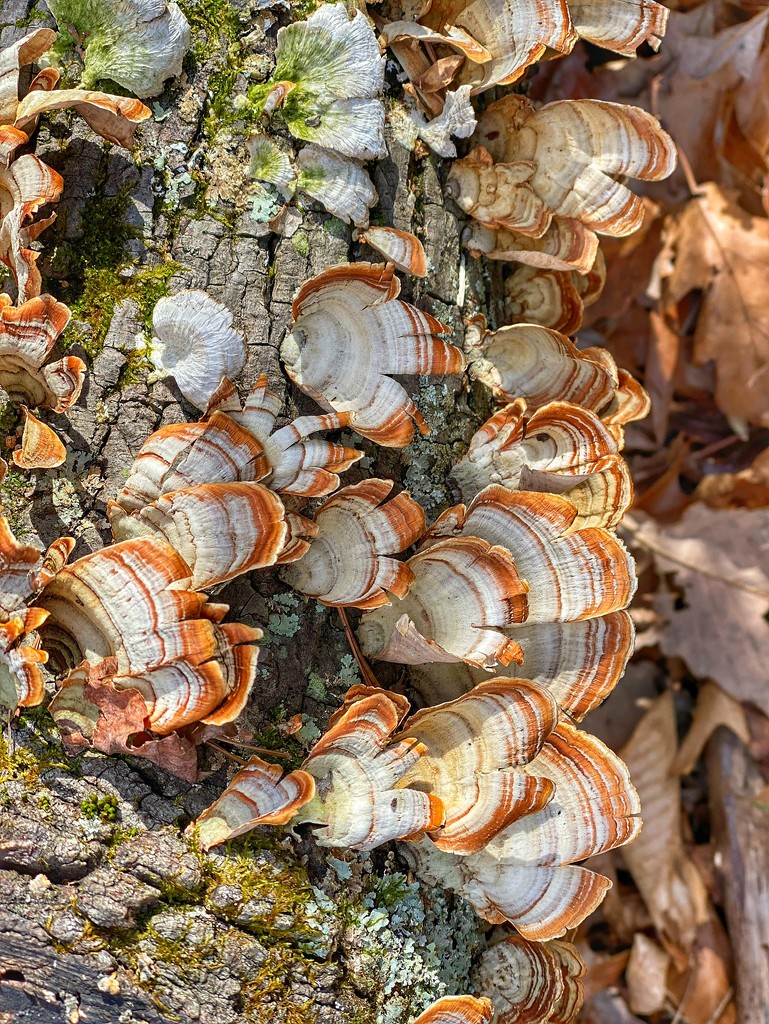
left=338, top=607, right=381, bottom=687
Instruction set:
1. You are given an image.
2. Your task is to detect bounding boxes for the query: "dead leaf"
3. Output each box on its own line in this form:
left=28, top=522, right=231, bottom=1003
left=626, top=504, right=769, bottom=715
left=662, top=183, right=769, bottom=432
left=626, top=933, right=670, bottom=1016
left=620, top=692, right=710, bottom=966
left=673, top=681, right=751, bottom=775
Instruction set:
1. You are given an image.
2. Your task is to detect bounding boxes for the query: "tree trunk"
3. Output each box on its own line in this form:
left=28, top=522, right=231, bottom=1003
left=0, top=2, right=495, bottom=1021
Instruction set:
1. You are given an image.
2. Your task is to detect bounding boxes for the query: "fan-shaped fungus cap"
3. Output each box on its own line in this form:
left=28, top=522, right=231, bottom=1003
left=569, top=0, right=668, bottom=55
left=295, top=145, right=378, bottom=228
left=452, top=96, right=676, bottom=238
left=247, top=135, right=296, bottom=198
left=281, top=479, right=426, bottom=608
left=358, top=534, right=528, bottom=668
left=260, top=5, right=386, bottom=160
left=450, top=400, right=631, bottom=530
left=0, top=155, right=64, bottom=303
left=463, top=217, right=598, bottom=275
left=402, top=721, right=640, bottom=939
left=0, top=607, right=50, bottom=711
left=45, top=0, right=190, bottom=99
left=503, top=254, right=606, bottom=336
left=409, top=610, right=634, bottom=722
left=108, top=481, right=292, bottom=590
left=193, top=755, right=316, bottom=850
left=412, top=996, right=493, bottom=1024
left=473, top=935, right=585, bottom=1024
left=40, top=538, right=261, bottom=741
left=14, top=406, right=66, bottom=469
left=410, top=85, right=478, bottom=159
left=426, top=487, right=636, bottom=622
left=292, top=687, right=444, bottom=850
left=281, top=262, right=464, bottom=447
left=0, top=294, right=85, bottom=411
left=358, top=227, right=428, bottom=277
left=149, top=291, right=246, bottom=411
left=466, top=323, right=650, bottom=436
left=0, top=29, right=56, bottom=124
left=396, top=679, right=558, bottom=854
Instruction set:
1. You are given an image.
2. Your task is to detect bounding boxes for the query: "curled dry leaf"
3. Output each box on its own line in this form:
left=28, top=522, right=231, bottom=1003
left=45, top=0, right=190, bottom=99
left=466, top=322, right=650, bottom=438
left=450, top=400, right=631, bottom=530
left=281, top=262, right=464, bottom=446
left=473, top=935, right=585, bottom=1024
left=40, top=538, right=261, bottom=757
left=14, top=406, right=67, bottom=470
left=412, top=995, right=493, bottom=1024
left=402, top=722, right=640, bottom=939
left=0, top=153, right=63, bottom=303
left=259, top=5, right=386, bottom=160
left=282, top=479, right=425, bottom=608
left=449, top=96, right=675, bottom=238
left=149, top=290, right=246, bottom=411
left=108, top=481, right=293, bottom=590
left=295, top=145, right=378, bottom=228
left=0, top=294, right=85, bottom=412
left=358, top=534, right=529, bottom=668
left=396, top=679, right=559, bottom=854
left=292, top=687, right=444, bottom=850
left=358, top=227, right=428, bottom=277
left=409, top=610, right=634, bottom=721
left=464, top=216, right=599, bottom=274
left=193, top=755, right=315, bottom=850
left=116, top=374, right=361, bottom=511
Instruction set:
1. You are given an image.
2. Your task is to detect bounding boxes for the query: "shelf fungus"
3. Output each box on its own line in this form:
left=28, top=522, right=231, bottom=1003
left=115, top=374, right=362, bottom=512
left=194, top=755, right=315, bottom=850
left=45, top=0, right=191, bottom=99
left=2, top=30, right=151, bottom=148
left=281, top=479, right=426, bottom=608
left=396, top=680, right=559, bottom=855
left=466, top=322, right=650, bottom=442
left=357, top=227, right=428, bottom=277
left=0, top=295, right=86, bottom=468
left=473, top=935, right=585, bottom=1024
left=503, top=253, right=606, bottom=336
left=149, top=291, right=247, bottom=411
left=412, top=996, right=493, bottom=1024
left=108, top=481, right=300, bottom=590
left=401, top=721, right=641, bottom=940
left=358, top=534, right=529, bottom=668
left=463, top=216, right=599, bottom=275
left=257, top=5, right=386, bottom=161
left=281, top=262, right=465, bottom=446
left=449, top=96, right=675, bottom=238
left=409, top=610, right=634, bottom=723
left=0, top=470, right=73, bottom=710
left=450, top=400, right=632, bottom=530
left=1, top=148, right=64, bottom=304
left=40, top=538, right=261, bottom=777
left=295, top=145, right=378, bottom=228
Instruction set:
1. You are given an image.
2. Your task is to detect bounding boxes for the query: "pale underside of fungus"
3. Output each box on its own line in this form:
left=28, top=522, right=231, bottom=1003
left=473, top=935, right=585, bottom=1024
left=409, top=84, right=478, bottom=159
left=260, top=5, right=386, bottom=161
left=503, top=252, right=606, bottom=336
left=449, top=96, right=676, bottom=238
left=401, top=721, right=640, bottom=940
left=463, top=215, right=599, bottom=274
left=450, top=399, right=632, bottom=530
left=281, top=262, right=465, bottom=446
left=295, top=145, right=378, bottom=228
left=45, top=0, right=191, bottom=99
left=466, top=321, right=651, bottom=443
left=115, top=373, right=362, bottom=513
left=281, top=478, right=426, bottom=608
left=149, top=290, right=247, bottom=411
left=40, top=538, right=261, bottom=776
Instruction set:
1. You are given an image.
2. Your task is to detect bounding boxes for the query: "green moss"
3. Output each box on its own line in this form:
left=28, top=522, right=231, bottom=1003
left=292, top=231, right=310, bottom=257
left=0, top=458, right=31, bottom=537
left=81, top=792, right=120, bottom=822
left=0, top=730, right=75, bottom=787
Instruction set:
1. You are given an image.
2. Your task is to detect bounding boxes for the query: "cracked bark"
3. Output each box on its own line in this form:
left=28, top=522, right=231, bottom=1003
left=0, top=1, right=498, bottom=1021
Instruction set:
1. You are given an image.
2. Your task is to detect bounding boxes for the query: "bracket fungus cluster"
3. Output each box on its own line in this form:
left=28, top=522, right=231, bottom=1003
left=1, top=0, right=685, bottom=1018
